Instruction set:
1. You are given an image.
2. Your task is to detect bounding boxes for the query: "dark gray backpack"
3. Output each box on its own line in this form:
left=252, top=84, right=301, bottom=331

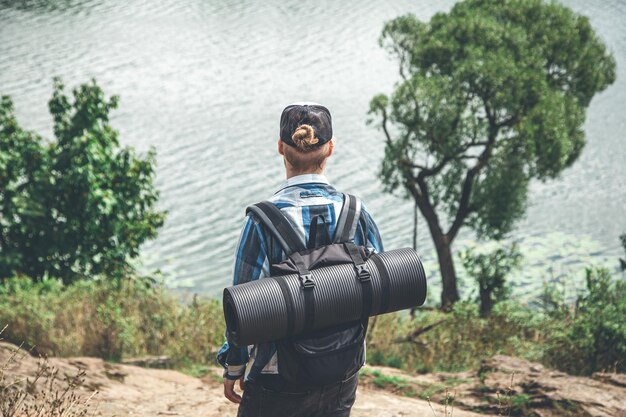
left=246, top=194, right=374, bottom=386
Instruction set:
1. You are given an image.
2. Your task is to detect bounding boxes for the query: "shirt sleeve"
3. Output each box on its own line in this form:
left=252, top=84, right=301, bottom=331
left=355, top=201, right=384, bottom=253
left=217, top=214, right=270, bottom=379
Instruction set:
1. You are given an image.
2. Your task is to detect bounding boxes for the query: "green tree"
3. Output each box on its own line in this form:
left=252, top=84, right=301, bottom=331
left=460, top=243, right=522, bottom=317
left=368, top=0, right=616, bottom=308
left=0, top=78, right=165, bottom=283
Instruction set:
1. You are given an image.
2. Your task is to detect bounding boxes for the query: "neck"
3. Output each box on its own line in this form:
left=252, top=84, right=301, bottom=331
left=285, top=168, right=324, bottom=179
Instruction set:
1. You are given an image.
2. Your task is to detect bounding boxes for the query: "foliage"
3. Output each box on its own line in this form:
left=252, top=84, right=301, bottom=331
left=367, top=301, right=543, bottom=373
left=0, top=275, right=224, bottom=366
left=368, top=0, right=616, bottom=307
left=510, top=393, right=531, bottom=414
left=542, top=267, right=626, bottom=374
left=0, top=266, right=621, bottom=379
left=460, top=243, right=522, bottom=316
left=0, top=78, right=165, bottom=284
left=366, top=264, right=625, bottom=376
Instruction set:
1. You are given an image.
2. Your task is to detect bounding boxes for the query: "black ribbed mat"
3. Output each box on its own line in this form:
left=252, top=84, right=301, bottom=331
left=224, top=248, right=427, bottom=346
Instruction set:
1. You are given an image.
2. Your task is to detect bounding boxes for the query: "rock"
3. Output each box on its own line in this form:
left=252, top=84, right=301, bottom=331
left=474, top=355, right=626, bottom=417
left=361, top=356, right=626, bottom=417
left=593, top=372, right=626, bottom=388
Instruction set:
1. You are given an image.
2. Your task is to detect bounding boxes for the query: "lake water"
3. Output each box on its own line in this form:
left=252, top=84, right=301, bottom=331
left=1, top=0, right=625, bottom=302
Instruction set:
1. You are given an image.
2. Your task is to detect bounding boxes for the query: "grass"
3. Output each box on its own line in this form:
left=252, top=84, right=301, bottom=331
left=366, top=301, right=545, bottom=373
left=0, top=275, right=225, bottom=368
left=360, top=368, right=416, bottom=397
left=360, top=368, right=467, bottom=402
left=366, top=267, right=626, bottom=377
left=0, top=264, right=622, bottom=386
left=510, top=393, right=531, bottom=413
left=1, top=327, right=97, bottom=417
left=418, top=383, right=447, bottom=400
left=361, top=369, right=417, bottom=398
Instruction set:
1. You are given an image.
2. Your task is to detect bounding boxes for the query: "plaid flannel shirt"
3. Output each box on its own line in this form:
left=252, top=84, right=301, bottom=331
left=217, top=174, right=383, bottom=381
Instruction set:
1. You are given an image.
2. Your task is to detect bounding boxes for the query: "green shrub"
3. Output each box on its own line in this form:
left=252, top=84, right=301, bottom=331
left=1, top=265, right=622, bottom=378
left=367, top=301, right=543, bottom=373
left=510, top=393, right=531, bottom=413
left=460, top=244, right=522, bottom=317
left=367, top=349, right=405, bottom=369
left=543, top=267, right=626, bottom=374
left=0, top=275, right=224, bottom=366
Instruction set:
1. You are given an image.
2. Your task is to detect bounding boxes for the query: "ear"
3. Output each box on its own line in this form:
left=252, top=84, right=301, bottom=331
left=326, top=137, right=335, bottom=157
left=278, top=138, right=284, bottom=155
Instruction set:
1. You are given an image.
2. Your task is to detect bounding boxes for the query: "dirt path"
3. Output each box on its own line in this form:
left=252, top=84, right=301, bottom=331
left=93, top=364, right=485, bottom=417
left=1, top=341, right=487, bottom=417
left=4, top=342, right=625, bottom=417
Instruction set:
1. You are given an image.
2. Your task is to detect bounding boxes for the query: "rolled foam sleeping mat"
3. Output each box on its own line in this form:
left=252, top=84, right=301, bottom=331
left=224, top=247, right=426, bottom=347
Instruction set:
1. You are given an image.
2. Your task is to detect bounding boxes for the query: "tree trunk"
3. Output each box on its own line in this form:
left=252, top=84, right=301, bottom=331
left=433, top=235, right=460, bottom=310
left=408, top=180, right=461, bottom=310
left=479, top=285, right=492, bottom=318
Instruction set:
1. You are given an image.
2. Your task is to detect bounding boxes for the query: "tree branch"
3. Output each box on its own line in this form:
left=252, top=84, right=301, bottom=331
left=447, top=125, right=498, bottom=240
left=392, top=319, right=447, bottom=343
left=411, top=138, right=488, bottom=180
left=497, top=114, right=518, bottom=129
left=405, top=178, right=445, bottom=240
left=380, top=107, right=393, bottom=148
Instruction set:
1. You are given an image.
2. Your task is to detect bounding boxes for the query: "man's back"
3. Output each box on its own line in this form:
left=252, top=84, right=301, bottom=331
left=233, top=174, right=383, bottom=288
left=220, top=103, right=383, bottom=417
left=222, top=174, right=383, bottom=379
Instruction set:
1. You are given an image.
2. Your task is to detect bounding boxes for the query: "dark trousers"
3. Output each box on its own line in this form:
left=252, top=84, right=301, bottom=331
left=237, top=372, right=359, bottom=417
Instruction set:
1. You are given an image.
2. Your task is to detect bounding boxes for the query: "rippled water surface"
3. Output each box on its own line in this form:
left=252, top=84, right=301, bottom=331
left=1, top=0, right=625, bottom=300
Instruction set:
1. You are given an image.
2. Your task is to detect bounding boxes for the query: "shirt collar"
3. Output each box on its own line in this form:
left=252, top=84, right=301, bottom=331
left=275, top=173, right=330, bottom=194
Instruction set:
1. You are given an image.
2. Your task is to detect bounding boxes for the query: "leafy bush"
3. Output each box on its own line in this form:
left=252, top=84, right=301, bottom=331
left=543, top=267, right=626, bottom=374
left=0, top=79, right=165, bottom=284
left=367, top=301, right=542, bottom=373
left=0, top=275, right=224, bottom=366
left=367, top=265, right=625, bottom=376
left=460, top=244, right=522, bottom=317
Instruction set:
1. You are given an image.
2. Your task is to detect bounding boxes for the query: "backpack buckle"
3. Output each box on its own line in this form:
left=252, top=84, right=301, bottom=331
left=355, top=264, right=371, bottom=282
left=299, top=273, right=315, bottom=289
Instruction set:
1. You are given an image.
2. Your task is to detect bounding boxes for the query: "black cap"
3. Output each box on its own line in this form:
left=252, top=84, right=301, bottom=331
left=279, top=102, right=333, bottom=148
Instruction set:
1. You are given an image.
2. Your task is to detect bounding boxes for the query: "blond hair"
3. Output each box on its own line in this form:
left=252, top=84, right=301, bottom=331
left=283, top=124, right=331, bottom=173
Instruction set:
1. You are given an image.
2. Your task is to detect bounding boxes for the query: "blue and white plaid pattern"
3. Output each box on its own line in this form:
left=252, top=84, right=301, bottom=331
left=217, top=174, right=383, bottom=381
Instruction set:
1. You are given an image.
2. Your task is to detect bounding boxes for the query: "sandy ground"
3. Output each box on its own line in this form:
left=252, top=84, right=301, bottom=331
left=1, top=341, right=487, bottom=417
left=4, top=342, right=625, bottom=417
left=92, top=364, right=486, bottom=417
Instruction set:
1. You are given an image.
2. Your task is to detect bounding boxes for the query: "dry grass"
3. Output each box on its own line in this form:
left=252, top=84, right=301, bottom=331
left=0, top=326, right=97, bottom=417
left=426, top=387, right=456, bottom=417
left=0, top=276, right=224, bottom=369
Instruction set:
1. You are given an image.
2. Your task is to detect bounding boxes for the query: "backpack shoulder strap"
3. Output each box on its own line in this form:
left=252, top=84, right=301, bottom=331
left=246, top=201, right=306, bottom=256
left=333, top=193, right=362, bottom=243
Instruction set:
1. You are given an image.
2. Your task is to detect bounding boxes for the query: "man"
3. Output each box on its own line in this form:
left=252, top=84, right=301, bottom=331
left=218, top=103, right=383, bottom=417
